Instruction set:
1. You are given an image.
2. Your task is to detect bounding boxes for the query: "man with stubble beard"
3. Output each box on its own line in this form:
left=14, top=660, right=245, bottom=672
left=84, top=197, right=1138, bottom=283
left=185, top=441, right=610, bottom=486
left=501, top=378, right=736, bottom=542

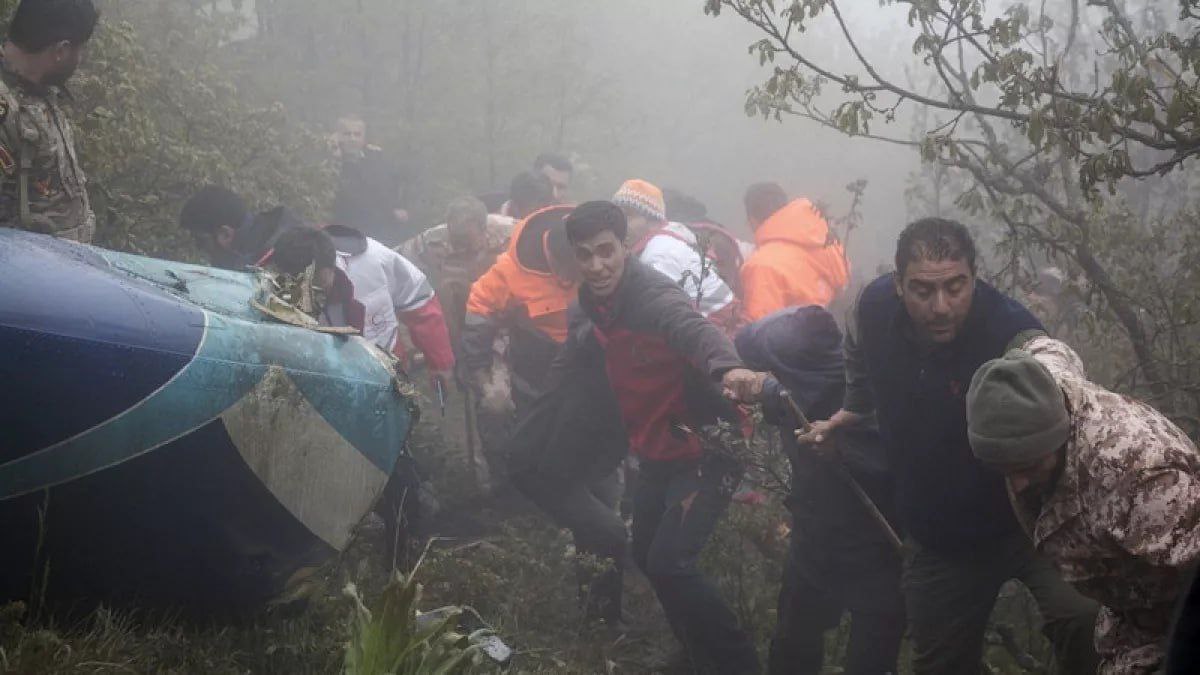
left=799, top=218, right=1100, bottom=674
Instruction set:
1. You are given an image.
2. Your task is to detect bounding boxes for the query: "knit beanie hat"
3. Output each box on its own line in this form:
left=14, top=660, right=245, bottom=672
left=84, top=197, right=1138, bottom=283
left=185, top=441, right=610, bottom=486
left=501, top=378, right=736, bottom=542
left=966, top=349, right=1070, bottom=469
left=612, top=179, right=666, bottom=223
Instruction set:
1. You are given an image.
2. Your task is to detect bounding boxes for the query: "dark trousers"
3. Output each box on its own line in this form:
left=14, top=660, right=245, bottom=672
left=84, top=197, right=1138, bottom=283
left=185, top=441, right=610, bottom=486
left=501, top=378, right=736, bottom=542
left=768, top=538, right=904, bottom=675
left=904, top=531, right=1100, bottom=675
left=516, top=471, right=626, bottom=623
left=632, top=455, right=759, bottom=675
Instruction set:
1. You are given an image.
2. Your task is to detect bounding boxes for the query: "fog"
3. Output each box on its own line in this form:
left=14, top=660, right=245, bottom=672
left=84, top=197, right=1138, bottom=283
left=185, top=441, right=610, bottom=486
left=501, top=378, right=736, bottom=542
left=234, top=0, right=921, bottom=271
left=569, top=2, right=918, bottom=262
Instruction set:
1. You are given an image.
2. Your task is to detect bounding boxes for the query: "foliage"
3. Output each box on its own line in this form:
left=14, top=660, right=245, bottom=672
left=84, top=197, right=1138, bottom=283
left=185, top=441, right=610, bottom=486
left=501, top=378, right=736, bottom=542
left=703, top=490, right=788, bottom=653
left=417, top=518, right=663, bottom=674
left=709, top=0, right=1200, bottom=430
left=342, top=562, right=492, bottom=675
left=706, top=0, right=1200, bottom=190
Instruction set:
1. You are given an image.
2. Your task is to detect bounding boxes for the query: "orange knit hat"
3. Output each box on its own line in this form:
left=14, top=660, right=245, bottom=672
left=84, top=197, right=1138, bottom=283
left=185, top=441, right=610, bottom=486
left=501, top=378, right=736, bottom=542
left=612, top=179, right=666, bottom=223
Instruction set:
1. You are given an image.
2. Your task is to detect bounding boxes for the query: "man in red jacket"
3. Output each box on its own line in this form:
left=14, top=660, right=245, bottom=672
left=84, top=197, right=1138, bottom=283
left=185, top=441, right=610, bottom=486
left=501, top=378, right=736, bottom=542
left=562, top=200, right=764, bottom=675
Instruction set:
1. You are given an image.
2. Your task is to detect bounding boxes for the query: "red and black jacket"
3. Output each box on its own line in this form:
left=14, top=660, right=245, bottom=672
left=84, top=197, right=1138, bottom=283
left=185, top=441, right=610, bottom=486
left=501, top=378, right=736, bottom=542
left=568, top=258, right=744, bottom=462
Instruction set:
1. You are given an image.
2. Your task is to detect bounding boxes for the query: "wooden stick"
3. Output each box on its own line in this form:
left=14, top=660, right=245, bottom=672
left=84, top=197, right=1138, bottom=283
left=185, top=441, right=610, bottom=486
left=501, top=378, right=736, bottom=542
left=462, top=387, right=488, bottom=492
left=780, top=391, right=904, bottom=553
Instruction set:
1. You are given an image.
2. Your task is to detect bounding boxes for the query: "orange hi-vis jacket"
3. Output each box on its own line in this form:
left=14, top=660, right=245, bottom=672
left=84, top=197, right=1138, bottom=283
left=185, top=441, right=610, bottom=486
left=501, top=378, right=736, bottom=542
left=741, top=198, right=851, bottom=322
left=462, top=205, right=577, bottom=395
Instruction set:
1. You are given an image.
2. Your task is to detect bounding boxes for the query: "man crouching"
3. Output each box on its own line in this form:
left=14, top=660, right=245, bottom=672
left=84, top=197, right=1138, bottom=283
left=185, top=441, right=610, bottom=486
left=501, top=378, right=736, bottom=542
left=561, top=201, right=764, bottom=674
left=967, top=336, right=1200, bottom=674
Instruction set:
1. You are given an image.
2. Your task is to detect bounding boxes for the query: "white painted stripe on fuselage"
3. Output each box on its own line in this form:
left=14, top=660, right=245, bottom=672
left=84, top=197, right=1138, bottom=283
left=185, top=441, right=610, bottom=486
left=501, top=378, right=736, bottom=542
left=219, top=364, right=388, bottom=550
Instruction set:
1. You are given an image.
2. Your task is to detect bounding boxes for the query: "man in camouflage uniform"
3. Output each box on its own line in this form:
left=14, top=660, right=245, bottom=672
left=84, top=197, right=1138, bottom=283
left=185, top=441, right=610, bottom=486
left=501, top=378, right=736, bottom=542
left=0, top=0, right=98, bottom=243
left=399, top=196, right=514, bottom=490
left=399, top=195, right=514, bottom=353
left=968, top=336, right=1200, bottom=674
left=400, top=196, right=513, bottom=299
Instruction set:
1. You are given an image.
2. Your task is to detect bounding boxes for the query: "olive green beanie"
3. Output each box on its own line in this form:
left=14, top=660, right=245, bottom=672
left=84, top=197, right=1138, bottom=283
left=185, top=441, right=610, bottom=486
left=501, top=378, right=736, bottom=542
left=967, top=349, right=1070, bottom=468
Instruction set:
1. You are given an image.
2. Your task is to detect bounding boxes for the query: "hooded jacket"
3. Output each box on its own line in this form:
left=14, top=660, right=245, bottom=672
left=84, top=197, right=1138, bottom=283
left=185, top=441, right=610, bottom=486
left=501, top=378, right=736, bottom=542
left=462, top=205, right=577, bottom=396
left=735, top=306, right=898, bottom=565
left=569, top=258, right=743, bottom=462
left=326, top=224, right=454, bottom=372
left=741, top=199, right=850, bottom=322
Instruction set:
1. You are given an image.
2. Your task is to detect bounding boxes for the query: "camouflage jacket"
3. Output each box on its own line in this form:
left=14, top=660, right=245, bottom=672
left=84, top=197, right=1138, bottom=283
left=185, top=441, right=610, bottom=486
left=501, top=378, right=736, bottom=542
left=398, top=214, right=513, bottom=284
left=1018, top=336, right=1200, bottom=674
left=0, top=63, right=94, bottom=243
left=397, top=214, right=513, bottom=342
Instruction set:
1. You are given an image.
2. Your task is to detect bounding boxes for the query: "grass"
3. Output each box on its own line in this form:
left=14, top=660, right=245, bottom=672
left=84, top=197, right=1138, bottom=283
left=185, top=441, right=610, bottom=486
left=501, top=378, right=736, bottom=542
left=342, top=553, right=494, bottom=675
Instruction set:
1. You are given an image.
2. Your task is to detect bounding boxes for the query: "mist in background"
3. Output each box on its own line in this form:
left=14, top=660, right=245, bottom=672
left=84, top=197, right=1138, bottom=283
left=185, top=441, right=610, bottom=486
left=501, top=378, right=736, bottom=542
left=224, top=0, right=919, bottom=271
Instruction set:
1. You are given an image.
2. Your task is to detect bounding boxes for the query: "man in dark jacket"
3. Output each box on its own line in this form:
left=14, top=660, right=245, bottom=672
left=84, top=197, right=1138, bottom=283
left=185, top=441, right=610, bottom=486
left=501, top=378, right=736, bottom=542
left=562, top=200, right=764, bottom=675
left=331, top=114, right=411, bottom=246
left=736, top=306, right=904, bottom=675
left=179, top=185, right=306, bottom=270
left=800, top=218, right=1098, bottom=674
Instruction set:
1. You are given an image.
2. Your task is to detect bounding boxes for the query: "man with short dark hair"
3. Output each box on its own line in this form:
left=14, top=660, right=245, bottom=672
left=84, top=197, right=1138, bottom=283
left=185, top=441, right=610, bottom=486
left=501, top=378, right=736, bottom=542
left=562, top=200, right=764, bottom=674
left=740, top=182, right=850, bottom=322
left=0, top=0, right=99, bottom=242
left=179, top=185, right=306, bottom=270
left=331, top=114, right=411, bottom=246
left=503, top=170, right=556, bottom=221
left=800, top=218, right=1099, bottom=674
left=265, top=226, right=363, bottom=331
left=533, top=152, right=572, bottom=202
